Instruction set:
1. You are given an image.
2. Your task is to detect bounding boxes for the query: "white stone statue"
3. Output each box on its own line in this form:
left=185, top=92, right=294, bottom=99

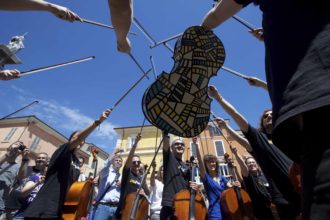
left=7, top=33, right=27, bottom=54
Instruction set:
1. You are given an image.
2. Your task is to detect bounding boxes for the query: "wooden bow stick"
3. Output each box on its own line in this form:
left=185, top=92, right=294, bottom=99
left=109, top=68, right=152, bottom=111
left=129, top=138, right=164, bottom=220
left=149, top=32, right=182, bottom=49
left=1, top=100, right=39, bottom=120
left=128, top=53, right=150, bottom=80
left=20, top=56, right=95, bottom=76
left=209, top=111, right=233, bottom=145
left=221, top=66, right=249, bottom=80
left=146, top=15, right=257, bottom=50
left=81, top=18, right=137, bottom=35
left=149, top=56, right=157, bottom=80
left=232, top=15, right=255, bottom=31
left=133, top=17, right=174, bottom=52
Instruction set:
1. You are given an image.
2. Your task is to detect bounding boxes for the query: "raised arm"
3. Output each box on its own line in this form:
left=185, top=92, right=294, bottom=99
left=150, top=161, right=157, bottom=187
left=108, top=0, right=132, bottom=53
left=124, top=133, right=141, bottom=169
left=202, top=0, right=243, bottom=30
left=231, top=147, right=249, bottom=178
left=162, top=131, right=170, bottom=153
left=0, top=0, right=81, bottom=22
left=69, top=109, right=111, bottom=150
left=98, top=153, right=114, bottom=178
left=194, top=137, right=206, bottom=179
left=208, top=85, right=249, bottom=133
left=17, top=147, right=30, bottom=181
left=215, top=117, right=252, bottom=152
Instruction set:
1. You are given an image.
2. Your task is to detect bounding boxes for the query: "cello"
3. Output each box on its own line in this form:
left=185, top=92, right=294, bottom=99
left=173, top=158, right=208, bottom=220
left=62, top=148, right=99, bottom=220
left=142, top=25, right=225, bottom=137
left=289, top=162, right=301, bottom=195
left=220, top=153, right=254, bottom=220
left=120, top=192, right=149, bottom=220
left=288, top=162, right=302, bottom=220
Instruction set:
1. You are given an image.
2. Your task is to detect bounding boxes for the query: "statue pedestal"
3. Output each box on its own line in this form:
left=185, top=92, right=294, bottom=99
left=0, top=44, right=22, bottom=67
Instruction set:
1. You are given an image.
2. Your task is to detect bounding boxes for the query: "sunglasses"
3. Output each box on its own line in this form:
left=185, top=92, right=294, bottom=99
left=174, top=142, right=185, bottom=147
left=132, top=161, right=141, bottom=165
left=263, top=113, right=272, bottom=119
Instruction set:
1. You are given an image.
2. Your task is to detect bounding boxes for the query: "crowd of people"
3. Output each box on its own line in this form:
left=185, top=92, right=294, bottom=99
left=1, top=0, right=329, bottom=219
left=0, top=122, right=302, bottom=220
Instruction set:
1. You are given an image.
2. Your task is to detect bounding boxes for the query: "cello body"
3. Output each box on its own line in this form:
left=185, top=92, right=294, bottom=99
left=121, top=192, right=149, bottom=220
left=289, top=162, right=301, bottom=194
left=142, top=26, right=225, bottom=137
left=62, top=180, right=93, bottom=220
left=221, top=153, right=254, bottom=220
left=173, top=189, right=208, bottom=220
left=62, top=149, right=99, bottom=220
left=220, top=187, right=254, bottom=220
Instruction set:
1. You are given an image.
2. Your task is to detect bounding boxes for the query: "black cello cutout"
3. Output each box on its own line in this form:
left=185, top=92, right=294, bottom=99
left=142, top=26, right=225, bottom=137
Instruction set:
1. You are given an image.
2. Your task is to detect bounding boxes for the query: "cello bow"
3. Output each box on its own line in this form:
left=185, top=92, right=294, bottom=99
left=109, top=68, right=152, bottom=111
left=189, top=160, right=197, bottom=220
left=210, top=112, right=254, bottom=220
left=81, top=19, right=137, bottom=35
left=129, top=138, right=164, bottom=220
left=133, top=19, right=256, bottom=84
left=87, top=148, right=99, bottom=211
left=20, top=56, right=95, bottom=76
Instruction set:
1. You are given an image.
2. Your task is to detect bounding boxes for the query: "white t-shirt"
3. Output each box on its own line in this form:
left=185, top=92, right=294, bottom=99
left=150, top=179, right=163, bottom=213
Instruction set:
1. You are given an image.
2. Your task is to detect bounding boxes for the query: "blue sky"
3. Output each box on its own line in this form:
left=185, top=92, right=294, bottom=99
left=0, top=0, right=270, bottom=153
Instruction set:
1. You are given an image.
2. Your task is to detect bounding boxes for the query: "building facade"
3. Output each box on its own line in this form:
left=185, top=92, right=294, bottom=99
left=114, top=125, right=163, bottom=174
left=0, top=116, right=108, bottom=177
left=0, top=116, right=67, bottom=161
left=113, top=120, right=250, bottom=180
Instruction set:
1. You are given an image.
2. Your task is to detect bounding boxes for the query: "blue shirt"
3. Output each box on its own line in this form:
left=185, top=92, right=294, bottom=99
left=95, top=159, right=121, bottom=203
left=202, top=173, right=228, bottom=220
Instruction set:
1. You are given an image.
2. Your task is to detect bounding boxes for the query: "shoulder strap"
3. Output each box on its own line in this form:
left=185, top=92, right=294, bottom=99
left=94, top=172, right=120, bottom=206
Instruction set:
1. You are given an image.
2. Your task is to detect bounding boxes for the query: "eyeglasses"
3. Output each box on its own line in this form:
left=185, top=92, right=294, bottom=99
left=263, top=113, right=272, bottom=119
left=132, top=161, right=141, bottom=165
left=174, top=142, right=185, bottom=147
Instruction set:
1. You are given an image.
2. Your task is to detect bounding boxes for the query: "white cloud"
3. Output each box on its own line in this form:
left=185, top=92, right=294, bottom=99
left=38, top=100, right=118, bottom=143
left=10, top=85, right=25, bottom=94
left=6, top=87, right=118, bottom=150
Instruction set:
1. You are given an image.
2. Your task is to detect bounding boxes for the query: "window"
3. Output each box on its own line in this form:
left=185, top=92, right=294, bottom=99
left=214, top=140, right=225, bottom=157
left=219, top=163, right=229, bottom=177
left=127, top=134, right=137, bottom=149
left=209, top=125, right=221, bottom=137
left=30, top=137, right=40, bottom=151
left=4, top=128, right=17, bottom=141
left=190, top=142, right=198, bottom=157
